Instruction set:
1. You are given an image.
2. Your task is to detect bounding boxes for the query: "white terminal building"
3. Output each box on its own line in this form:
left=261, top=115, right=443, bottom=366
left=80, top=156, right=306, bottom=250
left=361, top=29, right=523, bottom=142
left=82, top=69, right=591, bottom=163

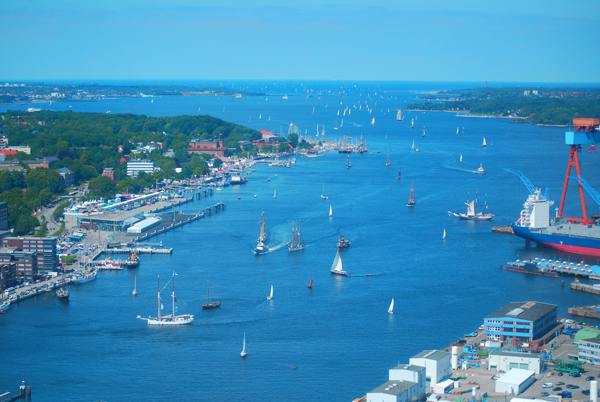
left=488, top=350, right=545, bottom=374
left=127, top=159, right=155, bottom=177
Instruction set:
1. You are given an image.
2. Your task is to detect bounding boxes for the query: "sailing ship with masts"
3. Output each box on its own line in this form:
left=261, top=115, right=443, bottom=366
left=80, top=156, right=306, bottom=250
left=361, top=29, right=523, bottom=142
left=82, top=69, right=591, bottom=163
left=287, top=221, right=305, bottom=252
left=137, top=274, right=194, bottom=325
left=396, top=109, right=403, bottom=121
left=253, top=212, right=268, bottom=255
left=448, top=192, right=495, bottom=221
left=202, top=281, right=221, bottom=309
left=407, top=182, right=416, bottom=207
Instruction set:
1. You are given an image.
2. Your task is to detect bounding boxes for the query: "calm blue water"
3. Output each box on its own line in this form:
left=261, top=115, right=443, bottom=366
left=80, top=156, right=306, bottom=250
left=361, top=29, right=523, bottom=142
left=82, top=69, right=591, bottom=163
left=2, top=82, right=600, bottom=401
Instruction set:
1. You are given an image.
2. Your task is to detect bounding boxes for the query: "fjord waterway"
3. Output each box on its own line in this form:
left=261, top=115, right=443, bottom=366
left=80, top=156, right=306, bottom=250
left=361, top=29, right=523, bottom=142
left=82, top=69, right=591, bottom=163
left=1, top=81, right=600, bottom=401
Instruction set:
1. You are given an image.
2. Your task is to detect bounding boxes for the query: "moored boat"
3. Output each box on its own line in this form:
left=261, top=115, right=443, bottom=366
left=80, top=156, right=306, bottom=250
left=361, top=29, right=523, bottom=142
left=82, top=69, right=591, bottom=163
left=500, top=260, right=560, bottom=277
left=0, top=300, right=10, bottom=312
left=56, top=288, right=69, bottom=300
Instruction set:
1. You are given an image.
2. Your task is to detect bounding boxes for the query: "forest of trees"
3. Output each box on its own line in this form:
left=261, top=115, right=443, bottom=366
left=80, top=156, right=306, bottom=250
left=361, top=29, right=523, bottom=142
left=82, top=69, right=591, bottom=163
left=405, top=87, right=600, bottom=125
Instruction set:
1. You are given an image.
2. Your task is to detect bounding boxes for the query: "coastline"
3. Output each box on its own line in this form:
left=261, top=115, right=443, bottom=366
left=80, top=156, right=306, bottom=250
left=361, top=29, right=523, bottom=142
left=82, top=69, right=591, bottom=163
left=404, top=109, right=569, bottom=127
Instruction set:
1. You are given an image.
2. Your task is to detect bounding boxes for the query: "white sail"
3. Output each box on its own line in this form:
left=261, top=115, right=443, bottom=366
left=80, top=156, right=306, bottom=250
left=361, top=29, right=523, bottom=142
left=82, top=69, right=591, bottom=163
left=482, top=137, right=486, bottom=147
left=456, top=127, right=459, bottom=134
left=443, top=229, right=446, bottom=239
left=241, top=332, right=247, bottom=357
left=329, top=205, right=332, bottom=217
left=331, top=249, right=343, bottom=272
left=388, top=298, right=394, bottom=314
left=269, top=285, right=273, bottom=299
left=274, top=189, right=277, bottom=198
left=133, top=275, right=137, bottom=296
left=411, top=139, right=415, bottom=150
left=466, top=200, right=475, bottom=216
left=371, top=117, right=375, bottom=126
left=460, top=154, right=463, bottom=162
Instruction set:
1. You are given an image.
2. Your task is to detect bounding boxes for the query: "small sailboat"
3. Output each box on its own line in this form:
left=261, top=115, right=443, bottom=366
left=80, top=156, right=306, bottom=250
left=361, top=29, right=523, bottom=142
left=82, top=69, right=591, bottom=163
left=241, top=332, right=247, bottom=358
left=133, top=275, right=137, bottom=296
left=307, top=277, right=314, bottom=289
left=259, top=114, right=262, bottom=119
left=407, top=182, right=416, bottom=207
left=287, top=220, right=305, bottom=252
left=422, top=127, right=426, bottom=137
left=388, top=298, right=394, bottom=315
left=340, top=119, right=344, bottom=128
left=460, top=154, right=463, bottom=162
left=482, top=137, right=487, bottom=148
left=396, top=109, right=402, bottom=121
left=411, top=118, right=414, bottom=129
left=267, top=285, right=273, bottom=301
left=410, top=139, right=415, bottom=151
left=386, top=151, right=391, bottom=166
left=397, top=170, right=401, bottom=179
left=202, top=281, right=221, bottom=309
left=346, top=154, right=351, bottom=169
left=274, top=189, right=277, bottom=198
left=456, top=127, right=459, bottom=135
left=443, top=229, right=446, bottom=240
left=330, top=248, right=348, bottom=276
left=371, top=117, right=375, bottom=126
left=329, top=205, right=332, bottom=218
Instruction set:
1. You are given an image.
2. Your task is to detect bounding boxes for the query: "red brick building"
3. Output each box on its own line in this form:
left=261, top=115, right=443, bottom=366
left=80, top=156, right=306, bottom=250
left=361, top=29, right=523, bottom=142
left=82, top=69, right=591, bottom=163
left=187, top=139, right=228, bottom=157
left=1, top=237, right=58, bottom=276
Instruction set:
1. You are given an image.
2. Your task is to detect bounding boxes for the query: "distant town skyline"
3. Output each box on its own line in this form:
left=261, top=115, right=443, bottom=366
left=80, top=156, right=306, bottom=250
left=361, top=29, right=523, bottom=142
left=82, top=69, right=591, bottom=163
left=2, top=0, right=599, bottom=83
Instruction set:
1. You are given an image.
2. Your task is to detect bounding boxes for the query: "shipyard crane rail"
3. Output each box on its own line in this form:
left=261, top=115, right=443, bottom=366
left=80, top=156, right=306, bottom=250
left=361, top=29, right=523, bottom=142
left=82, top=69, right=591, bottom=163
left=569, top=176, right=600, bottom=208
left=503, top=168, right=548, bottom=199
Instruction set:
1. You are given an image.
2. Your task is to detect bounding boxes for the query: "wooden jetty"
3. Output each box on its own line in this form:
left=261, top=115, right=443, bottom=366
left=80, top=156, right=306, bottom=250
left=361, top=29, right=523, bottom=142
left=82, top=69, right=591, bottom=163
left=570, top=282, right=600, bottom=295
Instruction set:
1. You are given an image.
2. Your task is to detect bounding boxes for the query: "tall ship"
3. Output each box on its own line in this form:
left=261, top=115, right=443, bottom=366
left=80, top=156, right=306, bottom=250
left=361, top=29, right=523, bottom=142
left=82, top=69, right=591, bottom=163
left=73, top=269, right=97, bottom=284
left=511, top=118, right=600, bottom=257
left=287, top=220, right=305, bottom=252
left=137, top=274, right=194, bottom=325
left=253, top=212, right=269, bottom=255
left=396, top=109, right=403, bottom=121
left=448, top=192, right=494, bottom=221
left=500, top=260, right=559, bottom=277
left=407, top=182, right=416, bottom=207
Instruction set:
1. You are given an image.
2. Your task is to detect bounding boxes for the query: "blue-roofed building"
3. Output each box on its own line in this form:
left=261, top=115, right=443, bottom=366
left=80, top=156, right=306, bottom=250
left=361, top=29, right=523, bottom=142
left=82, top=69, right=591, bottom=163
left=56, top=167, right=75, bottom=185
left=483, top=301, right=557, bottom=348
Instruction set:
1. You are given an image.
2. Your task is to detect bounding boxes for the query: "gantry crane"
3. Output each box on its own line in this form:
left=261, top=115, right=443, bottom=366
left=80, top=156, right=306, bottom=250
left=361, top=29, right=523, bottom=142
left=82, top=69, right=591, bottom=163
left=560, top=118, right=600, bottom=225
left=503, top=168, right=549, bottom=200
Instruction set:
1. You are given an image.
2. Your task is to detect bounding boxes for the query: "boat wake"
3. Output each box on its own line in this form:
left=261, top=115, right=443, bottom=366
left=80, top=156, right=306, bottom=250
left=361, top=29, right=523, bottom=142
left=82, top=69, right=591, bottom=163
left=443, top=165, right=484, bottom=175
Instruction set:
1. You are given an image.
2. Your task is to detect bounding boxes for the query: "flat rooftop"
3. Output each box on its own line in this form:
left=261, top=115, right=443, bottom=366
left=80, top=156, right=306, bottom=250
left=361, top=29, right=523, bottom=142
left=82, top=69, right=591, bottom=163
left=412, top=350, right=449, bottom=361
left=485, top=301, right=556, bottom=323
left=369, top=380, right=417, bottom=396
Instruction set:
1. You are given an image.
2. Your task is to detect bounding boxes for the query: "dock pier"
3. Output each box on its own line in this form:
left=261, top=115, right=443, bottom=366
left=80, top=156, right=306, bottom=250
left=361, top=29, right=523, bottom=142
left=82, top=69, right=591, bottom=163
left=570, top=282, right=600, bottom=295
left=568, top=305, right=600, bottom=319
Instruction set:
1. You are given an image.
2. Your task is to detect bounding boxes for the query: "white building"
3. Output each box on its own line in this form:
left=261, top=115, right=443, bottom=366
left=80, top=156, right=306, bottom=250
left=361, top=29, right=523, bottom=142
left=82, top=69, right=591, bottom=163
left=127, top=159, right=155, bottom=177
left=127, top=217, right=161, bottom=234
left=488, top=350, right=545, bottom=374
left=389, top=365, right=426, bottom=399
left=367, top=380, right=420, bottom=402
left=495, top=369, right=535, bottom=395
left=410, top=350, right=451, bottom=386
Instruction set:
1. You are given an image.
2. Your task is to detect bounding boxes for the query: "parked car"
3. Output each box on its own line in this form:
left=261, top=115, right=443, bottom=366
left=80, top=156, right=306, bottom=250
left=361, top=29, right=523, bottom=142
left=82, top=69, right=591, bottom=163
left=570, top=372, right=581, bottom=378
left=542, top=383, right=553, bottom=388
left=560, top=391, right=572, bottom=398
left=583, top=390, right=590, bottom=395
left=541, top=392, right=550, bottom=397
left=556, top=382, right=565, bottom=385
left=566, top=384, right=579, bottom=389
left=558, top=372, right=564, bottom=376
left=586, top=376, right=595, bottom=381
left=553, top=387, right=563, bottom=391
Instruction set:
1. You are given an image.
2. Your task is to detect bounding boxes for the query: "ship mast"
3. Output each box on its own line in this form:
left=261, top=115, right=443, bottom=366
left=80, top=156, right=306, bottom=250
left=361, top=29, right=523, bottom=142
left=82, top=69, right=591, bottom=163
left=172, top=273, right=176, bottom=318
left=157, top=276, right=161, bottom=320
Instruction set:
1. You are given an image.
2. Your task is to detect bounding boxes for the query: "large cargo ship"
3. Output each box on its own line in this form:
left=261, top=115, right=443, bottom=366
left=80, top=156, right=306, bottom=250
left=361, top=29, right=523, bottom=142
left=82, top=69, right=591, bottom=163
left=511, top=189, right=600, bottom=256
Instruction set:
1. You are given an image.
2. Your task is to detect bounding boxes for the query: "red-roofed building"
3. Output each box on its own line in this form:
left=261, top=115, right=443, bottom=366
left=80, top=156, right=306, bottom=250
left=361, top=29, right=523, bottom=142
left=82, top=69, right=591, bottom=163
left=0, top=149, right=17, bottom=160
left=187, top=139, right=228, bottom=157
left=260, top=130, right=279, bottom=143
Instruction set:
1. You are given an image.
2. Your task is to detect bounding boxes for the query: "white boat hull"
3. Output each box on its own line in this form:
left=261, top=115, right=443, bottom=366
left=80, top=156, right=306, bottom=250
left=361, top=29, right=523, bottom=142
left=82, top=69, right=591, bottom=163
left=138, top=315, right=194, bottom=325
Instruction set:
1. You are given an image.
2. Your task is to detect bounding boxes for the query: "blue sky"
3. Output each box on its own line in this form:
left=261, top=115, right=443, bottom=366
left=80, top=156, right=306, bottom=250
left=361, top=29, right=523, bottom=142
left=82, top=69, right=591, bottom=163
left=1, top=0, right=599, bottom=82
